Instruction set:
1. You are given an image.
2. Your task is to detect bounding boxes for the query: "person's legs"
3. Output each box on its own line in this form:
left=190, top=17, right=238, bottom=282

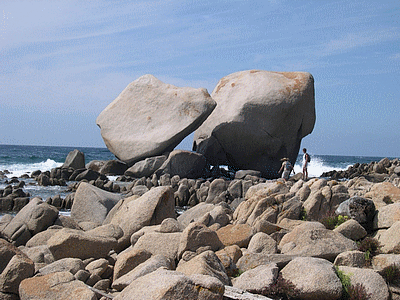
left=302, top=164, right=308, bottom=180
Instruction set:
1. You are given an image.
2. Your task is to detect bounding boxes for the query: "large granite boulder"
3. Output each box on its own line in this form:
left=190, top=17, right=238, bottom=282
left=71, top=182, right=123, bottom=226
left=193, top=70, right=315, bottom=178
left=96, top=74, right=216, bottom=165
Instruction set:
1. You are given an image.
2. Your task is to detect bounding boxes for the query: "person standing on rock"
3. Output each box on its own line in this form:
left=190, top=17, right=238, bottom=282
left=279, top=158, right=294, bottom=181
left=302, top=148, right=310, bottom=180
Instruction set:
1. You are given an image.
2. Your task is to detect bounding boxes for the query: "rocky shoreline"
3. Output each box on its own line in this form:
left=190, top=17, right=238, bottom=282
left=1, top=149, right=400, bottom=300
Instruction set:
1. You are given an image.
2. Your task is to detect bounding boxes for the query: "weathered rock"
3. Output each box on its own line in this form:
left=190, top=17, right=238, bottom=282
left=177, top=202, right=215, bottom=228
left=2, top=198, right=58, bottom=246
left=70, top=182, right=123, bottom=226
left=216, top=224, right=253, bottom=248
left=62, top=149, right=85, bottom=170
left=281, top=257, right=342, bottom=300
left=377, top=221, right=400, bottom=253
left=21, top=245, right=54, bottom=265
left=124, top=155, right=167, bottom=178
left=176, top=250, right=231, bottom=285
left=333, top=250, right=366, bottom=267
left=113, top=249, right=152, bottom=281
left=365, top=182, right=400, bottom=209
left=247, top=232, right=277, bottom=254
left=132, top=232, right=181, bottom=261
left=193, top=70, right=315, bottom=178
left=155, top=150, right=207, bottom=179
left=373, top=202, right=400, bottom=229
left=278, top=222, right=358, bottom=261
left=232, top=263, right=278, bottom=294
left=236, top=253, right=296, bottom=271
left=74, top=169, right=101, bottom=182
left=371, top=254, right=400, bottom=272
left=338, top=266, right=390, bottom=300
left=159, top=218, right=182, bottom=233
left=113, top=268, right=224, bottom=300
left=38, top=258, right=84, bottom=276
left=85, top=160, right=106, bottom=172
left=215, top=245, right=242, bottom=277
left=85, top=258, right=109, bottom=277
left=96, top=74, right=216, bottom=165
left=112, top=255, right=174, bottom=291
left=0, top=239, right=35, bottom=295
left=25, top=228, right=61, bottom=247
left=333, top=219, right=367, bottom=241
left=335, top=196, right=376, bottom=231
left=106, top=186, right=176, bottom=251
left=178, top=222, right=223, bottom=258
left=99, top=160, right=128, bottom=175
left=85, top=223, right=124, bottom=240
left=47, top=228, right=117, bottom=260
left=19, top=271, right=96, bottom=300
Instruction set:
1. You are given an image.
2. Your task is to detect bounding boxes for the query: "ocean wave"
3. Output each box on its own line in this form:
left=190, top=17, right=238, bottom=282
left=294, top=155, right=350, bottom=178
left=0, top=159, right=63, bottom=178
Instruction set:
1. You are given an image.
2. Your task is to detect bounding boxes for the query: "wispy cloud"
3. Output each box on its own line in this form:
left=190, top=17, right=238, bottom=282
left=320, top=28, right=400, bottom=57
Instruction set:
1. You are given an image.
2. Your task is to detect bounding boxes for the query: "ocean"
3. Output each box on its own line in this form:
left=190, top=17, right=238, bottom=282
left=0, top=144, right=396, bottom=205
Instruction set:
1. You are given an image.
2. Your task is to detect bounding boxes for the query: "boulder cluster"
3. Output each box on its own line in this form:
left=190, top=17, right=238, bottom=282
left=1, top=149, right=400, bottom=299
left=96, top=71, right=316, bottom=178
left=322, top=157, right=400, bottom=183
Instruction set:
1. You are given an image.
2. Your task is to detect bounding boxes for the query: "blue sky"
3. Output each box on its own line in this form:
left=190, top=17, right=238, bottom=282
left=1, top=0, right=399, bottom=157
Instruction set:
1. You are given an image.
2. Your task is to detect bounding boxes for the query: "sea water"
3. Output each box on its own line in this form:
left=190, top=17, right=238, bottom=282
left=0, top=144, right=396, bottom=204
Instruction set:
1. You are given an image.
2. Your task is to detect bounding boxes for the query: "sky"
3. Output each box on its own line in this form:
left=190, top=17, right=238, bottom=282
left=0, top=0, right=399, bottom=157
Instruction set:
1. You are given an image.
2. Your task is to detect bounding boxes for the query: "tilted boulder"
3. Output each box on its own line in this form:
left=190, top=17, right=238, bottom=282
left=96, top=74, right=216, bottom=165
left=193, top=70, right=315, bottom=178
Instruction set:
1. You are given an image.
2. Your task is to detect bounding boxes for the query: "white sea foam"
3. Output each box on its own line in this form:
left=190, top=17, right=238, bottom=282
left=0, top=159, right=63, bottom=178
left=293, top=155, right=350, bottom=178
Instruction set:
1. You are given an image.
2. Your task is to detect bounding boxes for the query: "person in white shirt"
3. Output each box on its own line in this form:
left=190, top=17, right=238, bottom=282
left=302, top=148, right=310, bottom=180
